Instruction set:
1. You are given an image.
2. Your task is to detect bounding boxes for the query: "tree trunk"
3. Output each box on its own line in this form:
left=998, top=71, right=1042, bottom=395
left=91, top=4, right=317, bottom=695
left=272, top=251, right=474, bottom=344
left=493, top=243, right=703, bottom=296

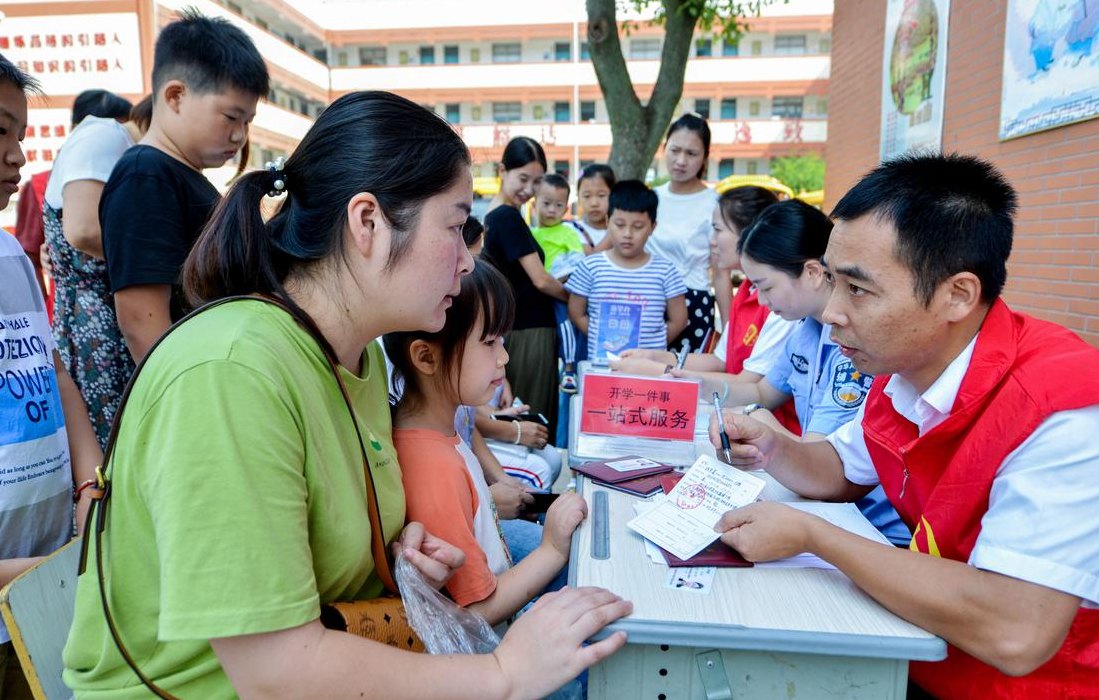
left=586, top=0, right=701, bottom=180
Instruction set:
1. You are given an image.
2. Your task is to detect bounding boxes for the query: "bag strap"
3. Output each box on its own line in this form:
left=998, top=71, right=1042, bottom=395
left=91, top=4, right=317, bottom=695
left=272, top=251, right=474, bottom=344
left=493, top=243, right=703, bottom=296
left=78, top=294, right=396, bottom=699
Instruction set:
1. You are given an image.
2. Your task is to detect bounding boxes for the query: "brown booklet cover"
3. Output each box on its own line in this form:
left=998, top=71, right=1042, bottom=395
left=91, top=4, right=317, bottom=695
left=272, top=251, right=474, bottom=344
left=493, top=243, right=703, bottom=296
left=572, top=456, right=674, bottom=484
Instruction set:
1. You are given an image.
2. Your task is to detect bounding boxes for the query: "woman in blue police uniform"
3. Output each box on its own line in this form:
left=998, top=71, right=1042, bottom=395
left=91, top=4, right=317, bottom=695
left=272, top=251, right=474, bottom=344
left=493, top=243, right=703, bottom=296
left=680, top=200, right=909, bottom=545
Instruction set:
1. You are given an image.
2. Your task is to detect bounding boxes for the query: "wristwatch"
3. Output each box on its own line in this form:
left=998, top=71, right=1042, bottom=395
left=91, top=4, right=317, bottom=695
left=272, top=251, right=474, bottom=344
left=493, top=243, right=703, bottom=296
left=742, top=403, right=764, bottom=416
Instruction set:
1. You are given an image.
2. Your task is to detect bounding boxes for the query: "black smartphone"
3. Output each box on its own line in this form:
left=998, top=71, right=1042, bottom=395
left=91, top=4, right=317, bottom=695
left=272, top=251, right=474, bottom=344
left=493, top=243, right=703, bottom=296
left=493, top=412, right=550, bottom=426
left=525, top=491, right=559, bottom=514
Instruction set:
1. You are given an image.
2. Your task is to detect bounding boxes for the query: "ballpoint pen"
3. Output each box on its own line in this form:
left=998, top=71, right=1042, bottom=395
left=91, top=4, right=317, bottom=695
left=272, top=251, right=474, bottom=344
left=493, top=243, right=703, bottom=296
left=674, top=343, right=690, bottom=370
left=712, top=391, right=733, bottom=464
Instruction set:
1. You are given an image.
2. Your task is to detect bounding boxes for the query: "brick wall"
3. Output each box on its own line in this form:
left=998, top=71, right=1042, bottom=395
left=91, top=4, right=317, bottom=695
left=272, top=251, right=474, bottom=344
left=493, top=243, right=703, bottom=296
left=824, top=0, right=1099, bottom=347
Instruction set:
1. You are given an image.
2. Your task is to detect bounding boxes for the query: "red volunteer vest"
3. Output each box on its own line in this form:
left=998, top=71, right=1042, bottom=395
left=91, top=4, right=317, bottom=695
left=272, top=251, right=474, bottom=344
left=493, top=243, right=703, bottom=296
left=862, top=300, right=1099, bottom=699
left=724, top=281, right=802, bottom=435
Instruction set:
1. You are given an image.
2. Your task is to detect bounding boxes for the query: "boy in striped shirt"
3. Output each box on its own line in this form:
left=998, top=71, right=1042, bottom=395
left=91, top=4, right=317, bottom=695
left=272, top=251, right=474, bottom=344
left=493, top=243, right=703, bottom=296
left=566, top=180, right=689, bottom=359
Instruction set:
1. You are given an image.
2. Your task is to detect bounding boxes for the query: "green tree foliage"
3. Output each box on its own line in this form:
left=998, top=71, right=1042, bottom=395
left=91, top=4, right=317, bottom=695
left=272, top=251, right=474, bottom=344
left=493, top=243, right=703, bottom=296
left=586, top=0, right=784, bottom=179
left=770, top=153, right=826, bottom=194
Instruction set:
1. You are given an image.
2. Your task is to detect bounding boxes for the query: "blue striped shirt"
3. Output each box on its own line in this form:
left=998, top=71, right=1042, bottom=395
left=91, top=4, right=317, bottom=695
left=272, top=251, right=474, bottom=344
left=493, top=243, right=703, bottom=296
left=565, top=252, right=687, bottom=352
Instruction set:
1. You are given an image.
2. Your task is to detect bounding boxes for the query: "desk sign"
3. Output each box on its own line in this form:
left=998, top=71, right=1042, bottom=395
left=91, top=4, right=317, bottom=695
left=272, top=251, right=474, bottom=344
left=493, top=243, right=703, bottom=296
left=580, top=373, right=699, bottom=440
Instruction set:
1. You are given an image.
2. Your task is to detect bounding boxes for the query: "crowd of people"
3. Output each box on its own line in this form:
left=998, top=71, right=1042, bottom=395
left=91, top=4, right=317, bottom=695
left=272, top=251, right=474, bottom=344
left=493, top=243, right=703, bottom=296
left=1, top=8, right=1096, bottom=700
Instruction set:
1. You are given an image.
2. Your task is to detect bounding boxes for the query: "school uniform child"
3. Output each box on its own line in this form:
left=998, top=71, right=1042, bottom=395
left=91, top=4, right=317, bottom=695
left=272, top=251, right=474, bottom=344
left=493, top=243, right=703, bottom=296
left=566, top=181, right=688, bottom=358
left=100, top=11, right=268, bottom=363
left=530, top=174, right=585, bottom=393
left=386, top=261, right=585, bottom=624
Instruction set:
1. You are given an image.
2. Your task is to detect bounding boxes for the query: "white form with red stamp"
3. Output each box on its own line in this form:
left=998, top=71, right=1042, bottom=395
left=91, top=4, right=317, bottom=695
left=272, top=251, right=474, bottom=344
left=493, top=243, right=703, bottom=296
left=626, top=454, right=766, bottom=560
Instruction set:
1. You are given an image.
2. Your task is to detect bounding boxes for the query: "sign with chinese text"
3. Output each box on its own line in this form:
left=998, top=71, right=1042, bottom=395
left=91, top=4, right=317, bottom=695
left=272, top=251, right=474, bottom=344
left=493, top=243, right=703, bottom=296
left=593, top=301, right=641, bottom=360
left=0, top=13, right=144, bottom=96
left=580, top=373, right=699, bottom=441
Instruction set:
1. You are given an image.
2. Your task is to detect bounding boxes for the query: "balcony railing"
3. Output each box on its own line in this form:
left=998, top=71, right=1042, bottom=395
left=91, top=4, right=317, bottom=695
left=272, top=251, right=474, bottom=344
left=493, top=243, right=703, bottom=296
left=455, top=118, right=826, bottom=150
left=331, top=54, right=829, bottom=93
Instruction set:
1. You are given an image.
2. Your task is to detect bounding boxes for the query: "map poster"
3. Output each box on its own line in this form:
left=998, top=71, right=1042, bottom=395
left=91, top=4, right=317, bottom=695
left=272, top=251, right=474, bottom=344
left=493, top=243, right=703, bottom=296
left=880, top=0, right=952, bottom=160
left=1000, top=0, right=1099, bottom=140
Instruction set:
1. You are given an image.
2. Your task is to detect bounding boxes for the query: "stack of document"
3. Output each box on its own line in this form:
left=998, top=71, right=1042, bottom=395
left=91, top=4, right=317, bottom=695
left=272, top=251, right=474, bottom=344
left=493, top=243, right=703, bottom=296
left=755, top=502, right=893, bottom=570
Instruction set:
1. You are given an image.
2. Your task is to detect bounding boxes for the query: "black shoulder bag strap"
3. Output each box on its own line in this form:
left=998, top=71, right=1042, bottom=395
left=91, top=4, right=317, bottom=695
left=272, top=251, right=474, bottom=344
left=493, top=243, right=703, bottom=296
left=77, top=294, right=397, bottom=699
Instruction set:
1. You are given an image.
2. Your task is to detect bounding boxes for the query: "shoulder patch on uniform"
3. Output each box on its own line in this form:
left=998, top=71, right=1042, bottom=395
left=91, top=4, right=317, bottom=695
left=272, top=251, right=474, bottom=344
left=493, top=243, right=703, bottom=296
left=831, top=360, right=873, bottom=408
left=790, top=353, right=809, bottom=374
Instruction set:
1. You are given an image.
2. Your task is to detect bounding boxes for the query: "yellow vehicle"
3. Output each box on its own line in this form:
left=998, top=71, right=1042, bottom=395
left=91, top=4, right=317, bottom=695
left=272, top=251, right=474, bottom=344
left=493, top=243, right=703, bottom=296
left=714, top=174, right=794, bottom=199
left=472, top=176, right=501, bottom=198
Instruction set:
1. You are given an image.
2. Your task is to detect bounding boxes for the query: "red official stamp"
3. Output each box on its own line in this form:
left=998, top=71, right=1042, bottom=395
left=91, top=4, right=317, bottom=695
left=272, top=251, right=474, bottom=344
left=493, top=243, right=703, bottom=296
left=676, top=483, right=706, bottom=510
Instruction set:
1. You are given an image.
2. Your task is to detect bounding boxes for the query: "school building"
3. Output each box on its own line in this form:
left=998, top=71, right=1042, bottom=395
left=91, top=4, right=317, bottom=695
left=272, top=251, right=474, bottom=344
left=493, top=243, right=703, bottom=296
left=825, top=0, right=1099, bottom=348
left=3, top=0, right=831, bottom=198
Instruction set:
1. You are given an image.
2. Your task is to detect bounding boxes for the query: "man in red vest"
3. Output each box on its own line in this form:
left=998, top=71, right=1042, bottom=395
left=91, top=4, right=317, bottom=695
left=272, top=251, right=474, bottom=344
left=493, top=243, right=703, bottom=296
left=711, top=153, right=1099, bottom=699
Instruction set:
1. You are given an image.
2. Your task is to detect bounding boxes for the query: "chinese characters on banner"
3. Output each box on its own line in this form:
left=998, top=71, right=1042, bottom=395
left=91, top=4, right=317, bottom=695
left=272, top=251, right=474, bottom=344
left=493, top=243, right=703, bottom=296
left=0, top=13, right=144, bottom=96
left=580, top=373, right=699, bottom=441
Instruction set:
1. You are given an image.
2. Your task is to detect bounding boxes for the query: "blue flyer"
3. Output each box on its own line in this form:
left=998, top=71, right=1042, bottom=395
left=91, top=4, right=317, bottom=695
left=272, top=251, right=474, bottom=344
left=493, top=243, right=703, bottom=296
left=594, top=301, right=642, bottom=359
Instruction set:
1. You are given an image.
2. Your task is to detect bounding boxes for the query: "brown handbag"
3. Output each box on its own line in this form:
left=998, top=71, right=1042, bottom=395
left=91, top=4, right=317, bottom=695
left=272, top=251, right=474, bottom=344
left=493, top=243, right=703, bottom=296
left=78, top=295, right=421, bottom=700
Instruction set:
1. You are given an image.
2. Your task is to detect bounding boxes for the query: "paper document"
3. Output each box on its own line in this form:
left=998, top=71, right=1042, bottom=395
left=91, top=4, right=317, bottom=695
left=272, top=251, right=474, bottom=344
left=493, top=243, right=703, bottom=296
left=574, top=433, right=696, bottom=466
left=604, top=457, right=663, bottom=473
left=626, top=455, right=765, bottom=560
left=758, top=502, right=893, bottom=570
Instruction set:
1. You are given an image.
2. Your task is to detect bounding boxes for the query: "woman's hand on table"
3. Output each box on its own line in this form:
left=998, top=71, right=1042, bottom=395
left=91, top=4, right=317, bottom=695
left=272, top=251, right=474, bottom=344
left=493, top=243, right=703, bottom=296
left=493, top=587, right=632, bottom=700
left=541, top=492, right=588, bottom=560
left=714, top=501, right=820, bottom=562
left=490, top=481, right=535, bottom=519
left=609, top=356, right=670, bottom=376
left=394, top=522, right=466, bottom=590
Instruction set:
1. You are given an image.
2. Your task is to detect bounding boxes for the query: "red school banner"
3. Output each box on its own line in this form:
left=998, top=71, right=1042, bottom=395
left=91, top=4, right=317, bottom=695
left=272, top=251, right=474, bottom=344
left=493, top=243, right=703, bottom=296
left=580, top=373, right=699, bottom=441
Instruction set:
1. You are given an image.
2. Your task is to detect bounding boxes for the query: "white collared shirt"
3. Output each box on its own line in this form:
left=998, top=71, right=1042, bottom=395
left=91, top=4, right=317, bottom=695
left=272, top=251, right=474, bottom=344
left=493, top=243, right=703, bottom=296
left=827, top=336, right=1099, bottom=606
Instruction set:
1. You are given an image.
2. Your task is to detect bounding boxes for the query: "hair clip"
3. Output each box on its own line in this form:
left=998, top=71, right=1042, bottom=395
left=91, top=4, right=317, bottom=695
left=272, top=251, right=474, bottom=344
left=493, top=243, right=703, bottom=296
left=265, top=156, right=287, bottom=197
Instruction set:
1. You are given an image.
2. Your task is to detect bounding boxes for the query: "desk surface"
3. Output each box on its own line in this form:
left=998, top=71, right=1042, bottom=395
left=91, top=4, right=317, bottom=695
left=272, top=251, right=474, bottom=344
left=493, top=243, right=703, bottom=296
left=569, top=479, right=946, bottom=661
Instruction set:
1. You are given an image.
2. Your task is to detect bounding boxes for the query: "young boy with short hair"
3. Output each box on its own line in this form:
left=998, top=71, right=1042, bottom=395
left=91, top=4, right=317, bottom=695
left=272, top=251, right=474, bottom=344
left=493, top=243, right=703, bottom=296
left=102, top=10, right=269, bottom=363
left=531, top=173, right=586, bottom=393
left=0, top=54, right=102, bottom=696
left=566, top=180, right=689, bottom=359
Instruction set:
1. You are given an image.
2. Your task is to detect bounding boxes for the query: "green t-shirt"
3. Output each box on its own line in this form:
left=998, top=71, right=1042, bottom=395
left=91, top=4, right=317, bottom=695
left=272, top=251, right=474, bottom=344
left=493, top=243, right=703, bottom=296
left=62, top=300, right=404, bottom=698
left=531, top=221, right=584, bottom=274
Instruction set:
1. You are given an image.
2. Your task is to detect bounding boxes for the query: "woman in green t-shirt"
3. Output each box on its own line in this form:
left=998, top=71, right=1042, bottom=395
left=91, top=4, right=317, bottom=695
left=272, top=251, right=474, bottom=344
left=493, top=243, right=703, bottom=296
left=63, top=91, right=630, bottom=699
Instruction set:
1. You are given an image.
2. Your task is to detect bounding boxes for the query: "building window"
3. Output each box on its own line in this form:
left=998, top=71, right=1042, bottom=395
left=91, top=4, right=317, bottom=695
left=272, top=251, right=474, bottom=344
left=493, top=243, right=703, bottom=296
left=718, top=158, right=735, bottom=179
left=398, top=50, right=410, bottom=65
left=774, top=35, right=808, bottom=55
left=470, top=47, right=481, bottom=62
left=816, top=98, right=828, bottom=116
left=630, top=38, right=661, bottom=59
left=419, top=46, right=435, bottom=65
left=772, top=97, right=804, bottom=118
left=695, top=38, right=712, bottom=57
left=492, top=43, right=521, bottom=63
left=533, top=104, right=545, bottom=120
left=444, top=45, right=459, bottom=64
left=750, top=40, right=762, bottom=56
left=359, top=46, right=386, bottom=66
left=747, top=160, right=759, bottom=175
left=722, top=39, right=739, bottom=56
left=471, top=105, right=483, bottom=121
left=580, top=41, right=591, bottom=60
left=748, top=100, right=761, bottom=117
left=580, top=100, right=596, bottom=121
left=554, top=101, right=571, bottom=122
left=554, top=41, right=571, bottom=61
left=312, top=48, right=328, bottom=63
left=720, top=98, right=737, bottom=120
left=445, top=103, right=461, bottom=123
left=337, top=51, right=348, bottom=67
left=493, top=102, right=522, bottom=123
left=694, top=98, right=711, bottom=119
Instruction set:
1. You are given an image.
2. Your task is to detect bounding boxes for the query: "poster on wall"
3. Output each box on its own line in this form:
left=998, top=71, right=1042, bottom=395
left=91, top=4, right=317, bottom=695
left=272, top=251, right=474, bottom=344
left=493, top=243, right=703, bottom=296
left=1000, top=0, right=1099, bottom=140
left=880, top=0, right=952, bottom=161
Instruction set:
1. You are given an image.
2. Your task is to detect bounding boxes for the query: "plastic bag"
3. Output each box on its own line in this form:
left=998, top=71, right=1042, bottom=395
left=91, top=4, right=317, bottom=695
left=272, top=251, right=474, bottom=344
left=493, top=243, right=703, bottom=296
left=395, top=554, right=583, bottom=700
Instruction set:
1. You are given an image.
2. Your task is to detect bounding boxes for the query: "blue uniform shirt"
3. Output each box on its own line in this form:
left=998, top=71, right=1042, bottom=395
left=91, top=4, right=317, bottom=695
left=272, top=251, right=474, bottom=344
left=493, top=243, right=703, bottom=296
left=764, top=318, right=911, bottom=545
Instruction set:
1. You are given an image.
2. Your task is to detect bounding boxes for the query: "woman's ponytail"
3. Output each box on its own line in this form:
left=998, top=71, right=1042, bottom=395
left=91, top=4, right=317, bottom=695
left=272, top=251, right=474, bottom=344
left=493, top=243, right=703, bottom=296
left=184, top=168, right=289, bottom=306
